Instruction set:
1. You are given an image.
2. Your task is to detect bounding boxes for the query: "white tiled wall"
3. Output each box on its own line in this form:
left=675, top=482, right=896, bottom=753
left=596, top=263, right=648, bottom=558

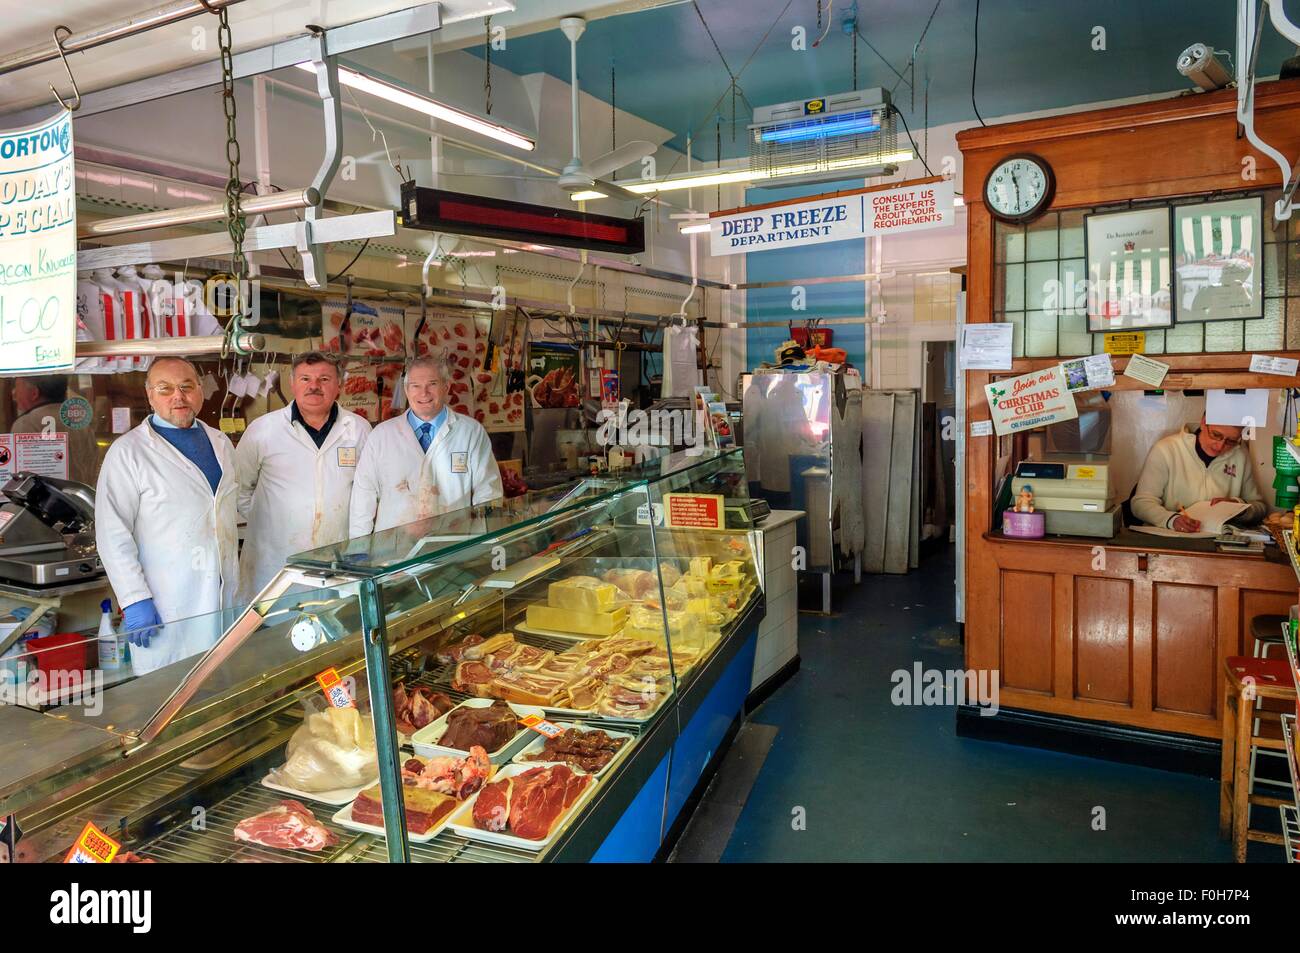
left=751, top=517, right=800, bottom=691
left=874, top=272, right=962, bottom=390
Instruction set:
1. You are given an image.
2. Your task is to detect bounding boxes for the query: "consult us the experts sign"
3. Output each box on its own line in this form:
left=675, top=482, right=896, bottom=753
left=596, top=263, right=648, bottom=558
left=0, top=110, right=76, bottom=373
left=709, top=177, right=954, bottom=256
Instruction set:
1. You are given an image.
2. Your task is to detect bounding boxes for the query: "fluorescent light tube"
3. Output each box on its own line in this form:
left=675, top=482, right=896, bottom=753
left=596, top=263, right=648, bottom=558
left=569, top=190, right=608, bottom=201
left=759, top=115, right=881, bottom=143
left=296, top=62, right=535, bottom=152
left=679, top=222, right=712, bottom=234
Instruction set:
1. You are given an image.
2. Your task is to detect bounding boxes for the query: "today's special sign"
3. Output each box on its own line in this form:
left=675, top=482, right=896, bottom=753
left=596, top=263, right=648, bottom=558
left=0, top=110, right=77, bottom=374
left=984, top=365, right=1078, bottom=436
left=709, top=179, right=954, bottom=256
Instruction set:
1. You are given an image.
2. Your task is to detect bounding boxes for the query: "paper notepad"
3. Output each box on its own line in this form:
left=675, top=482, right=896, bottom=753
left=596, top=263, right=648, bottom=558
left=1131, top=499, right=1251, bottom=538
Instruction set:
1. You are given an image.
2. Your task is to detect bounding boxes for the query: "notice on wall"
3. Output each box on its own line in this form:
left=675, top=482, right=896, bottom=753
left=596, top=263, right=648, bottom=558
left=1061, top=354, right=1115, bottom=392
left=983, top=365, right=1078, bottom=436
left=1249, top=354, right=1299, bottom=377
left=0, top=433, right=68, bottom=480
left=959, top=323, right=1013, bottom=370
left=664, top=492, right=725, bottom=529
left=1122, top=353, right=1170, bottom=388
left=0, top=110, right=77, bottom=373
left=1103, top=332, right=1146, bottom=355
left=1206, top=389, right=1270, bottom=429
left=709, top=178, right=953, bottom=256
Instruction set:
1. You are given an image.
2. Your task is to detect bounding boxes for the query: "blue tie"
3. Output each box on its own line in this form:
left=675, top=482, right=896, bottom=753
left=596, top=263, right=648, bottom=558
left=418, top=422, right=433, bottom=452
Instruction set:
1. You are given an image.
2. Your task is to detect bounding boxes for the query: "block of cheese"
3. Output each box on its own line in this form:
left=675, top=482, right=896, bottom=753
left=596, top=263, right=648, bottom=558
left=526, top=603, right=628, bottom=637
left=623, top=605, right=705, bottom=647
left=674, top=575, right=709, bottom=599
left=548, top=577, right=620, bottom=613
left=689, top=556, right=713, bottom=578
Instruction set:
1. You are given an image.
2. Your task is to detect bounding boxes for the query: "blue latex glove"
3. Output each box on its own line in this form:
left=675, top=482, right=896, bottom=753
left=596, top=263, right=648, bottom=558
left=123, top=599, right=162, bottom=647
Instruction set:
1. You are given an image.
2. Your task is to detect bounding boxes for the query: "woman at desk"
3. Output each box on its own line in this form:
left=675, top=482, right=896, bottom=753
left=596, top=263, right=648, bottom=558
left=1131, top=414, right=1267, bottom=532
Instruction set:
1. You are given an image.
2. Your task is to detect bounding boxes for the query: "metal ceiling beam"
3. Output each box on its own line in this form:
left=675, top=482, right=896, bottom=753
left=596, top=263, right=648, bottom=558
left=77, top=209, right=395, bottom=272
left=0, top=4, right=444, bottom=125
left=0, top=0, right=245, bottom=78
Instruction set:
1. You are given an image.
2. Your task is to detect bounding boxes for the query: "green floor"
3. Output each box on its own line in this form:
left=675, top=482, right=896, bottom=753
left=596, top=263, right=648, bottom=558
left=719, top=547, right=1284, bottom=863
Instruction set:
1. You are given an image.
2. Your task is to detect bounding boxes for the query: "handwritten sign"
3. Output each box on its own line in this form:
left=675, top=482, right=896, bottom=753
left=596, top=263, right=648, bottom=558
left=315, top=668, right=354, bottom=709
left=0, top=110, right=76, bottom=373
left=519, top=714, right=564, bottom=739
left=709, top=179, right=953, bottom=256
left=984, top=365, right=1078, bottom=436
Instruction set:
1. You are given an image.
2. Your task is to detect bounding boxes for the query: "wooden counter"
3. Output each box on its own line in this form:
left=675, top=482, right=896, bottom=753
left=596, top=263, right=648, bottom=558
left=957, top=81, right=1300, bottom=742
left=971, top=532, right=1295, bottom=738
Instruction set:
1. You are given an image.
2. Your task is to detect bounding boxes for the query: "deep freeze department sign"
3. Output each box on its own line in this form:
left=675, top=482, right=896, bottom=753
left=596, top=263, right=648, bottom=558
left=984, top=365, right=1079, bottom=436
left=0, top=110, right=77, bottom=373
left=709, top=179, right=953, bottom=256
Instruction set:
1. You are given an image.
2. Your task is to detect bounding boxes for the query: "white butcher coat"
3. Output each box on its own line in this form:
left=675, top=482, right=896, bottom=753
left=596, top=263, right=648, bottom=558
left=95, top=419, right=239, bottom=674
left=235, top=403, right=372, bottom=603
left=349, top=410, right=503, bottom=537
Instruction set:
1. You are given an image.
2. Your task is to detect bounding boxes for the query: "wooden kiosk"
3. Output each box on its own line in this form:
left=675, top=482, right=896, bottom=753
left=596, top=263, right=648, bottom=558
left=957, top=82, right=1300, bottom=747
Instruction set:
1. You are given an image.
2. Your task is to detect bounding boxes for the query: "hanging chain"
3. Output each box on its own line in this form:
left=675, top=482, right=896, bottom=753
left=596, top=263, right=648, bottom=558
left=217, top=7, right=248, bottom=357
left=817, top=0, right=823, bottom=29
left=715, top=115, right=721, bottom=209
left=483, top=16, right=493, bottom=115
left=852, top=27, right=858, bottom=89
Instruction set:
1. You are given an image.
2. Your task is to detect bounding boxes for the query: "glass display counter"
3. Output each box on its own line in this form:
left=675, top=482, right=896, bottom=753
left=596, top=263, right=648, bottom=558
left=0, top=448, right=764, bottom=863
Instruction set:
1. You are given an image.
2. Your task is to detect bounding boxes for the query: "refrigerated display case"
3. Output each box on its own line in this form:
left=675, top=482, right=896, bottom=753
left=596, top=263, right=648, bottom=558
left=0, top=448, right=764, bottom=863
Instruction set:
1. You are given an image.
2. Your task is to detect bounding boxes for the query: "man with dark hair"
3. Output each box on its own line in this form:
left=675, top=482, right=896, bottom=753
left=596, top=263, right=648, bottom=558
left=11, top=376, right=99, bottom=486
left=235, top=351, right=371, bottom=601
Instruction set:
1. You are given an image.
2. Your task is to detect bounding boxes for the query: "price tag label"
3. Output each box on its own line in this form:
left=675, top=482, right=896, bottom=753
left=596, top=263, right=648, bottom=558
left=519, top=714, right=564, bottom=738
left=315, top=667, right=354, bottom=708
left=63, top=821, right=120, bottom=864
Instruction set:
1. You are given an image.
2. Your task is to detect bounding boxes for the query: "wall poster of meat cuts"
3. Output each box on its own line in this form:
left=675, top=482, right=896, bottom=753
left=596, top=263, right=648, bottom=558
left=321, top=298, right=407, bottom=356
left=404, top=309, right=525, bottom=432
left=339, top=363, right=379, bottom=423
left=527, top=341, right=582, bottom=409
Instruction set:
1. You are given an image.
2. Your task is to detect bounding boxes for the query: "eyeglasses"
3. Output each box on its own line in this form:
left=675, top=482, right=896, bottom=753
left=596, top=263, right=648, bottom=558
left=149, top=382, right=199, bottom=397
left=1204, top=429, right=1241, bottom=448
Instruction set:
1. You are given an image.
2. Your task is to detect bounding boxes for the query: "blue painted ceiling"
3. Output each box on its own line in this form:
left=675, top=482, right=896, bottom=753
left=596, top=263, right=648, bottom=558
left=470, top=0, right=1299, bottom=162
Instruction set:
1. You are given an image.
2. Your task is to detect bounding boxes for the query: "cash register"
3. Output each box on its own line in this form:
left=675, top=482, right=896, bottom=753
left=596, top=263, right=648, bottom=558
left=1010, top=455, right=1121, bottom=538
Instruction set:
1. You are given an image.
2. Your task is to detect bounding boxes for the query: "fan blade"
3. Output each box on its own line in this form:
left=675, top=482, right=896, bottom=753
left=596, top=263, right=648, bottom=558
left=587, top=179, right=645, bottom=203
left=584, top=140, right=656, bottom=180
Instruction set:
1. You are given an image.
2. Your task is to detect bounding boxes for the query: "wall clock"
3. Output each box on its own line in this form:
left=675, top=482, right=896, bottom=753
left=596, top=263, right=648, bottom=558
left=983, top=153, right=1055, bottom=223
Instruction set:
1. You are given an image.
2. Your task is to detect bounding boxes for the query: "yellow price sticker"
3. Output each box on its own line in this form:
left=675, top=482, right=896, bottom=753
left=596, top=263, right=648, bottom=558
left=63, top=821, right=120, bottom=864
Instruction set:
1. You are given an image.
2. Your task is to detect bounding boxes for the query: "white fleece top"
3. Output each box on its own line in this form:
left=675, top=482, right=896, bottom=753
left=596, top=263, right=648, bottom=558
left=1131, top=428, right=1268, bottom=528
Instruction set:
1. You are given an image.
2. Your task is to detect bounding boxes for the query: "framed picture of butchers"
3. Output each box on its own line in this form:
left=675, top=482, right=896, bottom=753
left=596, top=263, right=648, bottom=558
left=1172, top=195, right=1264, bottom=323
left=1084, top=206, right=1174, bottom=332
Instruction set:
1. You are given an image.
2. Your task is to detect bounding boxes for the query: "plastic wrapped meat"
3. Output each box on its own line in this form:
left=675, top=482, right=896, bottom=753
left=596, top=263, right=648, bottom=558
left=265, top=707, right=377, bottom=793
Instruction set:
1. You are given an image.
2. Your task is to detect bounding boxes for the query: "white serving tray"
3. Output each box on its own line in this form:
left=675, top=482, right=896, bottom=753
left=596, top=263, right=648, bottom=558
left=261, top=773, right=374, bottom=807
left=332, top=795, right=465, bottom=843
left=511, top=722, right=635, bottom=779
left=446, top=762, right=600, bottom=852
left=410, top=698, right=543, bottom=764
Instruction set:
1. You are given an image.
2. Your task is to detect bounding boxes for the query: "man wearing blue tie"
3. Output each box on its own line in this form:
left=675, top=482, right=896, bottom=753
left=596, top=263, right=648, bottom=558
left=349, top=355, right=502, bottom=536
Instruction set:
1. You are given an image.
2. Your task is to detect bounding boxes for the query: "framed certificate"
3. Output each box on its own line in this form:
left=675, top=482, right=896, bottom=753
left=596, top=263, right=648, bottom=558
left=1172, top=195, right=1263, bottom=322
left=1085, top=206, right=1174, bottom=331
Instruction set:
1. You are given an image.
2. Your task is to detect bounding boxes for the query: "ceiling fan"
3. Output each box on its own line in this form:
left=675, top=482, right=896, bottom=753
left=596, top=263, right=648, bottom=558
left=555, top=16, right=655, bottom=203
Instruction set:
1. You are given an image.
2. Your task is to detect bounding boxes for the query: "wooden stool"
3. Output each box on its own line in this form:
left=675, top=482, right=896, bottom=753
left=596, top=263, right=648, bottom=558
left=1220, top=656, right=1297, bottom=862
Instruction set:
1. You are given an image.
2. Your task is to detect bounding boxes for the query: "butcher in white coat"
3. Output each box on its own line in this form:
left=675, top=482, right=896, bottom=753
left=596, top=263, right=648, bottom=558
left=349, top=355, right=502, bottom=536
left=236, top=352, right=372, bottom=602
left=95, top=358, right=239, bottom=675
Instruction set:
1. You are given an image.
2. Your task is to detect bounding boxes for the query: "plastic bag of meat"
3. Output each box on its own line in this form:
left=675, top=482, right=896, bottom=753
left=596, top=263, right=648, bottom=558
left=234, top=800, right=338, bottom=852
left=265, top=706, right=378, bottom=793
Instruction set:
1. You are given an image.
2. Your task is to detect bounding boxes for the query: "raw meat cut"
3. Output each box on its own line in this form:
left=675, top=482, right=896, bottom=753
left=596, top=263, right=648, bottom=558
left=234, top=800, right=337, bottom=852
left=438, top=700, right=520, bottom=752
left=351, top=784, right=457, bottom=835
left=393, top=683, right=454, bottom=736
left=471, top=765, right=591, bottom=840
left=522, top=728, right=626, bottom=773
left=401, top=745, right=492, bottom=798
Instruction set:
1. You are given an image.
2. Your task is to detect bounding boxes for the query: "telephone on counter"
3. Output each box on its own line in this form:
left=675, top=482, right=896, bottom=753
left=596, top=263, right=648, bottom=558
left=1215, top=529, right=1264, bottom=554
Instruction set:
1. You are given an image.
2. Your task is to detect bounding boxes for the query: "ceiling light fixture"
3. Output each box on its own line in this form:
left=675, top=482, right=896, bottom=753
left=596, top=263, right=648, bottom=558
left=679, top=222, right=712, bottom=234
left=295, top=62, right=536, bottom=152
left=572, top=150, right=916, bottom=201
left=758, top=113, right=881, bottom=144
left=569, top=190, right=608, bottom=201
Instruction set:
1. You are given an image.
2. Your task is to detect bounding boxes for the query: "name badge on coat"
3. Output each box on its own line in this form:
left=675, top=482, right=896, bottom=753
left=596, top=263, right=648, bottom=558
left=337, top=446, right=357, bottom=467
left=451, top=451, right=468, bottom=474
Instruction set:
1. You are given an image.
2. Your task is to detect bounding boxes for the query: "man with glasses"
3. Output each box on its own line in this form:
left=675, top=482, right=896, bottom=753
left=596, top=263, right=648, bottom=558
left=95, top=358, right=239, bottom=674
left=1132, top=413, right=1267, bottom=533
